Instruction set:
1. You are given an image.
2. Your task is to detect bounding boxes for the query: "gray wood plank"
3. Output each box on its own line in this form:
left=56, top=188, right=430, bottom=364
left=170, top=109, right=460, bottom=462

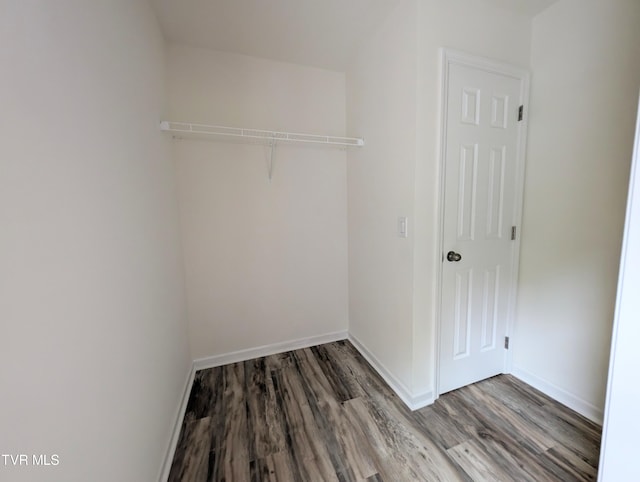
left=447, top=439, right=513, bottom=481
left=244, top=357, right=287, bottom=460
left=294, top=348, right=379, bottom=480
left=249, top=452, right=298, bottom=482
left=168, top=417, right=211, bottom=482
left=541, top=443, right=598, bottom=481
left=208, top=363, right=250, bottom=481
left=414, top=399, right=477, bottom=450
left=345, top=396, right=466, bottom=481
left=271, top=366, right=340, bottom=481
left=445, top=390, right=566, bottom=481
left=462, top=383, right=556, bottom=453
left=478, top=376, right=601, bottom=468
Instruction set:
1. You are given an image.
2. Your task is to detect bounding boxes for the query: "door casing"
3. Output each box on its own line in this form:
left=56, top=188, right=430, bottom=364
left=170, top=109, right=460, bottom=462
left=435, top=49, right=530, bottom=398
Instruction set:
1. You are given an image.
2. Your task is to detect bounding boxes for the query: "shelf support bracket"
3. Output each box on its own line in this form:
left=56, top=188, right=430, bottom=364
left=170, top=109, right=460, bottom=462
left=268, top=140, right=276, bottom=181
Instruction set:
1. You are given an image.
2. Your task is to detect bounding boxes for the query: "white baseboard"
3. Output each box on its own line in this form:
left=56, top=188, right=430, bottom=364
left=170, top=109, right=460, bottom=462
left=410, top=389, right=436, bottom=410
left=348, top=334, right=434, bottom=411
left=193, top=330, right=349, bottom=371
left=511, top=366, right=603, bottom=425
left=158, top=363, right=196, bottom=482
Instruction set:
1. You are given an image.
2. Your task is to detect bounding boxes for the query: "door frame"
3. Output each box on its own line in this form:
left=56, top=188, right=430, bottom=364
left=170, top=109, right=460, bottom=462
left=434, top=49, right=531, bottom=398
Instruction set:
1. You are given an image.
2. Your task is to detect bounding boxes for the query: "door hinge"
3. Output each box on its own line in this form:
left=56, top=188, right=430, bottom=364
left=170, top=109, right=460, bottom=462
left=511, top=226, right=517, bottom=241
left=504, top=336, right=510, bottom=349
left=518, top=105, right=524, bottom=122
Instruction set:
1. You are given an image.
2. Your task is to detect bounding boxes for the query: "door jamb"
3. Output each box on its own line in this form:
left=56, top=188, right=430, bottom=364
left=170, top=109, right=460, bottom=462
left=434, top=48, right=531, bottom=399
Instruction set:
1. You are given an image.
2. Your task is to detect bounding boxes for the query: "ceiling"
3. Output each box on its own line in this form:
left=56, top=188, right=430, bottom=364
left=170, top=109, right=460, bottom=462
left=152, top=0, right=396, bottom=71
left=152, top=0, right=559, bottom=72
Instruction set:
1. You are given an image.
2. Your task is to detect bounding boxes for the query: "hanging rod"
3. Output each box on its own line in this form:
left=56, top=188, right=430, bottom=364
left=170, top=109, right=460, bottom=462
left=159, top=121, right=364, bottom=147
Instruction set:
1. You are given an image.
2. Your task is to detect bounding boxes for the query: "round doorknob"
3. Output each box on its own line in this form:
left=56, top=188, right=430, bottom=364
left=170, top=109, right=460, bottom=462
left=447, top=251, right=462, bottom=262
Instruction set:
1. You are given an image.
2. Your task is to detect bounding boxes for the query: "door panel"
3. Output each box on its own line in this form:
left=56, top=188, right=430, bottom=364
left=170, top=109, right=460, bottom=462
left=439, top=60, right=525, bottom=395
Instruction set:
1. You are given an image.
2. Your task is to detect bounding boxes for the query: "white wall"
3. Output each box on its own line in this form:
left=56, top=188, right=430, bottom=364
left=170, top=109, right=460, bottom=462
left=167, top=46, right=349, bottom=360
left=0, top=1, right=191, bottom=481
left=346, top=0, right=419, bottom=401
left=599, top=95, right=640, bottom=482
left=347, top=0, right=531, bottom=405
left=513, top=0, right=640, bottom=422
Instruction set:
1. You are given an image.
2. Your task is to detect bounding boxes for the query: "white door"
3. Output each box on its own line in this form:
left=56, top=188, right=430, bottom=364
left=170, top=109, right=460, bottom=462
left=439, top=51, right=528, bottom=395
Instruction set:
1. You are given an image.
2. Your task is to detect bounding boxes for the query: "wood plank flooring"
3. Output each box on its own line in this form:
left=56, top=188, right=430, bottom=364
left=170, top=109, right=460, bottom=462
left=168, top=341, right=601, bottom=481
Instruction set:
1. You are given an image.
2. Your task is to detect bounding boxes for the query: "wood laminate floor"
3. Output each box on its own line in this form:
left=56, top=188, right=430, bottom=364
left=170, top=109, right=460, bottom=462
left=168, top=341, right=601, bottom=481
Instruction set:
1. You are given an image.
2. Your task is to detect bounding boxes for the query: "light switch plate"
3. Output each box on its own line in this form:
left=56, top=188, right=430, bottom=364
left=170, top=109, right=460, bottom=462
left=398, top=216, right=408, bottom=238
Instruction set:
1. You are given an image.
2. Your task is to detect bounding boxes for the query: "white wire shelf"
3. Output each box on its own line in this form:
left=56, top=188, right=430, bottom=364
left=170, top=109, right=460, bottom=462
left=159, top=121, right=364, bottom=147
